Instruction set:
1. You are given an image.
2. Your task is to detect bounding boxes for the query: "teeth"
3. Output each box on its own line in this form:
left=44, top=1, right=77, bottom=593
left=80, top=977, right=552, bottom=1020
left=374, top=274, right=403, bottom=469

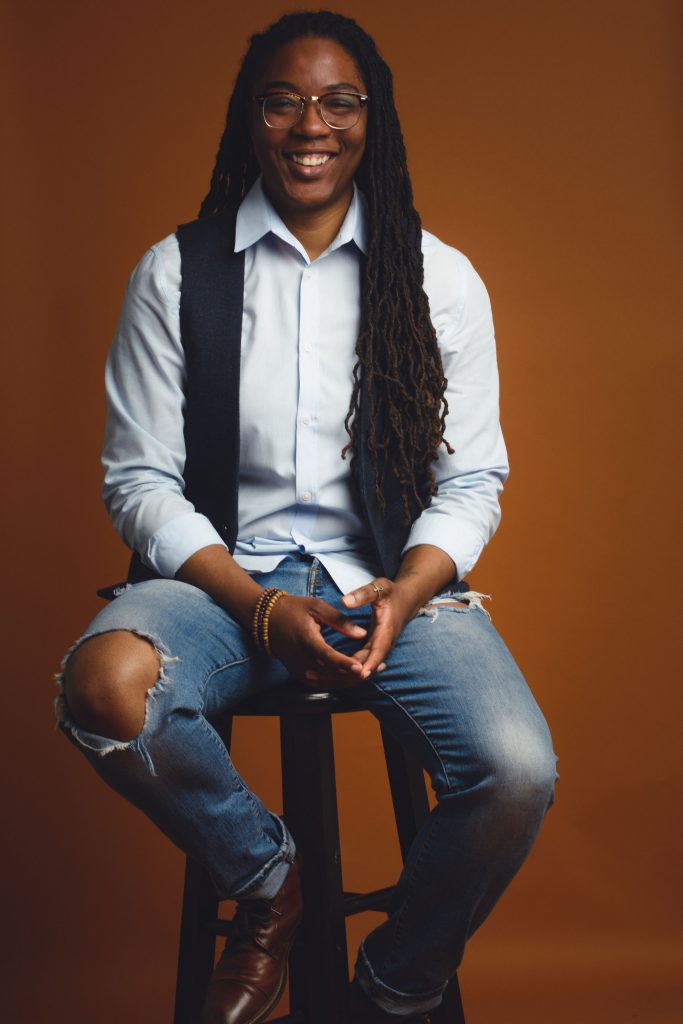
left=291, top=153, right=331, bottom=166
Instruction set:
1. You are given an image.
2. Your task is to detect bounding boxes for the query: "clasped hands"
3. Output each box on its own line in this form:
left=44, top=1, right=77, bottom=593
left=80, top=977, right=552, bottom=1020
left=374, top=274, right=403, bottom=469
left=266, top=577, right=413, bottom=688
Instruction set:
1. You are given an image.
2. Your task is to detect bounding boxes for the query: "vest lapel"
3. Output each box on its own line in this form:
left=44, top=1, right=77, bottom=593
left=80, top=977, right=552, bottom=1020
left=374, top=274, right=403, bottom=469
left=176, top=207, right=244, bottom=554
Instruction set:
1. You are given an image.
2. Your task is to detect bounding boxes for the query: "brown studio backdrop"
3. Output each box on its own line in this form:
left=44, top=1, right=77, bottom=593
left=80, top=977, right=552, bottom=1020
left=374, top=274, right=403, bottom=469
left=2, top=0, right=681, bottom=1022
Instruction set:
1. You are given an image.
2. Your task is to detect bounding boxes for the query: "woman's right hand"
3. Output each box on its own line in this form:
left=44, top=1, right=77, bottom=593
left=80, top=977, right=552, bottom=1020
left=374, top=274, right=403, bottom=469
left=266, top=594, right=367, bottom=688
left=175, top=546, right=367, bottom=687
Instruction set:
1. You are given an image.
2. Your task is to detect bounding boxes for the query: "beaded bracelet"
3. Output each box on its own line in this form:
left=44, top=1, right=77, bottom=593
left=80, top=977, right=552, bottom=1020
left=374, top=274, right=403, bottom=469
left=251, top=587, right=288, bottom=656
left=250, top=589, right=274, bottom=643
left=260, top=589, right=287, bottom=657
left=251, top=588, right=278, bottom=648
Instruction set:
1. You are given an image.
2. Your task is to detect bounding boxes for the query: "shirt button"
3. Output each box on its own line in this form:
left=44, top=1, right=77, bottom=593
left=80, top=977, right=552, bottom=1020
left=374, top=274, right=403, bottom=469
left=304, top=269, right=312, bottom=279
left=302, top=414, right=311, bottom=426
left=301, top=491, right=311, bottom=502
left=303, top=344, right=312, bottom=353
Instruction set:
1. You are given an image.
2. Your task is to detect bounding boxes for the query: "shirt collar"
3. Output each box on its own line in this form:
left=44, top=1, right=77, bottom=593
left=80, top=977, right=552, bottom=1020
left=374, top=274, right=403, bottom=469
left=234, top=175, right=368, bottom=259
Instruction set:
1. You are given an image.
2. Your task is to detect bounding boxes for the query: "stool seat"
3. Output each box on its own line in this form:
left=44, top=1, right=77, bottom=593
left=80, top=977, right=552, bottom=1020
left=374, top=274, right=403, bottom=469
left=174, top=679, right=465, bottom=1024
left=229, top=682, right=363, bottom=716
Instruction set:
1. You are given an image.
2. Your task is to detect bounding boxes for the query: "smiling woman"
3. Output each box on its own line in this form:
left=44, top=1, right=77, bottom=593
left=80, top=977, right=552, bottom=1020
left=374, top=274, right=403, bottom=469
left=249, top=37, right=368, bottom=242
left=55, top=9, right=559, bottom=1024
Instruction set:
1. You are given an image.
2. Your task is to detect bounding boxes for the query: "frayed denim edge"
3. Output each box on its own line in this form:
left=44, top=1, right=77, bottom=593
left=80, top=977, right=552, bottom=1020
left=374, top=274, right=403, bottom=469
left=419, top=589, right=492, bottom=622
left=53, top=627, right=179, bottom=776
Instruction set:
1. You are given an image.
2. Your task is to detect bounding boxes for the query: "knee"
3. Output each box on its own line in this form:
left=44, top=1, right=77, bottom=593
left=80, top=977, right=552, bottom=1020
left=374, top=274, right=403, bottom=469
left=442, top=720, right=557, bottom=811
left=61, top=631, right=161, bottom=742
left=487, top=726, right=558, bottom=808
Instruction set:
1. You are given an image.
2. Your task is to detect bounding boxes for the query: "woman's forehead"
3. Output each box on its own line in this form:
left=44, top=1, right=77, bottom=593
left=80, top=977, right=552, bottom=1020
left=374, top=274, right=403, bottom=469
left=254, top=36, right=365, bottom=92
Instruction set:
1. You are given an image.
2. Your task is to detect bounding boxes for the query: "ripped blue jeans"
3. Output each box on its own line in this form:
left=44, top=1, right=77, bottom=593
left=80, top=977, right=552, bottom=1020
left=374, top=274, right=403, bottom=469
left=56, top=555, right=559, bottom=1018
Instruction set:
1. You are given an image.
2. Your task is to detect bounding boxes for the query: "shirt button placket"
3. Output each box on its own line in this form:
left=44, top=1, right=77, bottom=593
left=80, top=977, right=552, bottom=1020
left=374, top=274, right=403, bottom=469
left=294, top=264, right=320, bottom=526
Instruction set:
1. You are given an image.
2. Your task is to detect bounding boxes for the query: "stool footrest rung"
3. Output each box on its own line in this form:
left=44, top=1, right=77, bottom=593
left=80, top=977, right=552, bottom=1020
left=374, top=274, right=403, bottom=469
left=203, top=881, right=396, bottom=937
left=343, top=886, right=395, bottom=916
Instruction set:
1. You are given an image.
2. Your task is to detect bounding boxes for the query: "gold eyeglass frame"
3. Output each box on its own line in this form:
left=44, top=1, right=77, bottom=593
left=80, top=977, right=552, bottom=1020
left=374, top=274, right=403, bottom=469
left=254, top=91, right=369, bottom=130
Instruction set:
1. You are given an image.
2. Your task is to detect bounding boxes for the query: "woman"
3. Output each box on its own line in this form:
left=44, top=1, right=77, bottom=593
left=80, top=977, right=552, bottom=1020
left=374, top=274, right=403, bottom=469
left=56, top=11, right=559, bottom=1024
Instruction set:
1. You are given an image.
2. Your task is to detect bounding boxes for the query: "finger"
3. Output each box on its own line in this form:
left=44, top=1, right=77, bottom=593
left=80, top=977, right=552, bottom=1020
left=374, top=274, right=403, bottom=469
left=312, top=601, right=367, bottom=638
left=307, top=633, right=364, bottom=674
left=342, top=579, right=390, bottom=609
left=346, top=648, right=387, bottom=674
left=307, top=664, right=387, bottom=686
left=339, top=638, right=387, bottom=679
left=358, top=631, right=394, bottom=679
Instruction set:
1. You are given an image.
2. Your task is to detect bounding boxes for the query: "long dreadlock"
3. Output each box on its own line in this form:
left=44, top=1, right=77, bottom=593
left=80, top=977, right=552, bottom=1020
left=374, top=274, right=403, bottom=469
left=199, top=10, right=453, bottom=522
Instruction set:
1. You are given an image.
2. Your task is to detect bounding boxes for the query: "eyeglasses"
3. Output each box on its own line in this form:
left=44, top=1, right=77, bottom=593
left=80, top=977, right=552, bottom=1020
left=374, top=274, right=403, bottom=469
left=254, top=91, right=369, bottom=131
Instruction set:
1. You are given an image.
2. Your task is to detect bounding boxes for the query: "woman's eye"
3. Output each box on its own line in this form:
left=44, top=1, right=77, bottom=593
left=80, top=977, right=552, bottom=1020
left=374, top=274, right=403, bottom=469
left=267, top=96, right=299, bottom=111
left=326, top=95, right=355, bottom=110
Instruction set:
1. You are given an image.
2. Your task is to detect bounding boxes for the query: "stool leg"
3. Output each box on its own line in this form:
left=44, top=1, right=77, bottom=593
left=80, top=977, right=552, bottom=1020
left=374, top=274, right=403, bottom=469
left=380, top=725, right=466, bottom=1024
left=432, top=977, right=466, bottom=1024
left=173, top=857, right=219, bottom=1024
left=280, top=712, right=349, bottom=1024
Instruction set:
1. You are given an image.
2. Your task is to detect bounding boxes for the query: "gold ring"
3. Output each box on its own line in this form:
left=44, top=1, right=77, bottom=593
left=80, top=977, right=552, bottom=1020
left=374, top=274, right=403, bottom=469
left=372, top=583, right=384, bottom=595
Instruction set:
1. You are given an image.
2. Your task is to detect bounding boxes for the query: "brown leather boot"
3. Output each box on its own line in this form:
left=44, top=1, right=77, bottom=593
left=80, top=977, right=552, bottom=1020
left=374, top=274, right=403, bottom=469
left=349, top=977, right=434, bottom=1023
left=201, top=853, right=303, bottom=1024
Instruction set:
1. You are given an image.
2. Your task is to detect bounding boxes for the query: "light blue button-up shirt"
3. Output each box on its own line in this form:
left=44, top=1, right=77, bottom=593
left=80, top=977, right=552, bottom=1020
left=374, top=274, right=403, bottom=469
left=102, top=177, right=509, bottom=593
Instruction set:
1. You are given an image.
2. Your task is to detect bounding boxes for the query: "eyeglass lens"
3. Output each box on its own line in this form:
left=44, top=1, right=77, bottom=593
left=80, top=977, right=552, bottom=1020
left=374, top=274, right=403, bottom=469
left=262, top=93, right=363, bottom=129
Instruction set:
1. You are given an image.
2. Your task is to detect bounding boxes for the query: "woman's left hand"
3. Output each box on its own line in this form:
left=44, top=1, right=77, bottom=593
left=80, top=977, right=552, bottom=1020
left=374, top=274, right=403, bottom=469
left=302, top=545, right=457, bottom=686
left=304, top=577, right=415, bottom=685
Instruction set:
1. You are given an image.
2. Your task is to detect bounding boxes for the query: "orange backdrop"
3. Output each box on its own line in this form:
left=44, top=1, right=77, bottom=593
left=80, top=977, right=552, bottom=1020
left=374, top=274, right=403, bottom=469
left=3, top=1, right=681, bottom=1022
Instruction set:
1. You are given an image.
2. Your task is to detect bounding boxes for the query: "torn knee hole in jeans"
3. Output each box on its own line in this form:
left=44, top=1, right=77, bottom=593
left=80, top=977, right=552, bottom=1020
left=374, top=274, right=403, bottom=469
left=418, top=590, right=492, bottom=621
left=53, top=628, right=179, bottom=775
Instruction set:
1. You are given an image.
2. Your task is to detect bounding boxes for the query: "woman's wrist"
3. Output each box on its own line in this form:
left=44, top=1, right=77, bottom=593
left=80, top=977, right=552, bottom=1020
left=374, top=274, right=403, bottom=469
left=393, top=544, right=457, bottom=618
left=251, top=588, right=288, bottom=656
left=175, top=544, right=265, bottom=628
left=390, top=577, right=429, bottom=624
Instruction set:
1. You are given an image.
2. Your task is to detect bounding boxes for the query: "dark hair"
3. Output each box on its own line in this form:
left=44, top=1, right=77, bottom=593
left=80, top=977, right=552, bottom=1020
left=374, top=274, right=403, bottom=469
left=199, top=10, right=453, bottom=521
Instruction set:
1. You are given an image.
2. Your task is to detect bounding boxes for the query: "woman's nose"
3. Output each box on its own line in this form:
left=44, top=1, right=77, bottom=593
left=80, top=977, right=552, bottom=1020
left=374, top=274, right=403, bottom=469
left=293, top=99, right=331, bottom=135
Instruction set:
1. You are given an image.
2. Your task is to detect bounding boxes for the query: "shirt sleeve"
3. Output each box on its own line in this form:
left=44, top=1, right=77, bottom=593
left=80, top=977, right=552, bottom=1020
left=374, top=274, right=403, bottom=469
left=101, top=238, right=228, bottom=578
left=401, top=243, right=509, bottom=579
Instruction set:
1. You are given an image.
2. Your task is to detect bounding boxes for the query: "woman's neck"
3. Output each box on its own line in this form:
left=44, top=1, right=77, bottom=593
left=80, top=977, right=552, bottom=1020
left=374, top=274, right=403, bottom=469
left=276, top=190, right=353, bottom=261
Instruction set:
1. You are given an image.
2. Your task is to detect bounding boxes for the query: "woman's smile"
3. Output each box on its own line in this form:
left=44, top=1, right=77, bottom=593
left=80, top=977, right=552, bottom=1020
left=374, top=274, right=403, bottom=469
left=288, top=151, right=334, bottom=167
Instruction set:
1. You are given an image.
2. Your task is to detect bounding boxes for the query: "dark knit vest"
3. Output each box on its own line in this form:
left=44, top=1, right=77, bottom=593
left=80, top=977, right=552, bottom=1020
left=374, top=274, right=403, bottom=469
left=127, top=206, right=425, bottom=585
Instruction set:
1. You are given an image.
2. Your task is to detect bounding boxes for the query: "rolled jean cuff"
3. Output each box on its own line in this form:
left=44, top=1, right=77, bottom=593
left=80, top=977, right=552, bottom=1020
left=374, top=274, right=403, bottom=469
left=227, top=813, right=297, bottom=902
left=355, top=940, right=447, bottom=1017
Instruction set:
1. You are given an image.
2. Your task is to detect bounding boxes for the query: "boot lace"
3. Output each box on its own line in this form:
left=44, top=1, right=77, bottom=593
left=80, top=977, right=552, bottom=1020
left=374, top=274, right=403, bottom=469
left=228, top=898, right=283, bottom=958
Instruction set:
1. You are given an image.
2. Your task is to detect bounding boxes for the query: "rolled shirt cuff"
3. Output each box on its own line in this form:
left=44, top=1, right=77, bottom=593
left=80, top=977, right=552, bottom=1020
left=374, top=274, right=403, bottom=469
left=401, top=516, right=486, bottom=581
left=145, top=511, right=228, bottom=578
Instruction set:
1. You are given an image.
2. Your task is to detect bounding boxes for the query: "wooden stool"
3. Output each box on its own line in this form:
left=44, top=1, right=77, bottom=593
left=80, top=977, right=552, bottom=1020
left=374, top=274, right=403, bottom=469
left=173, top=682, right=466, bottom=1024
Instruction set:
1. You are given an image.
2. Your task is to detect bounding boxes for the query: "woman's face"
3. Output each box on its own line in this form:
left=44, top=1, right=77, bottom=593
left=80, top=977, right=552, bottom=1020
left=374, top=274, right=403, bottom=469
left=250, top=36, right=367, bottom=221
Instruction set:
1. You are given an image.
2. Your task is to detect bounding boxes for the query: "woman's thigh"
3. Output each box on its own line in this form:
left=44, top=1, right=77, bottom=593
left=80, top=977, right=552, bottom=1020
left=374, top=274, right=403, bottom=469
left=57, top=577, right=284, bottom=732
left=325, top=590, right=559, bottom=801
